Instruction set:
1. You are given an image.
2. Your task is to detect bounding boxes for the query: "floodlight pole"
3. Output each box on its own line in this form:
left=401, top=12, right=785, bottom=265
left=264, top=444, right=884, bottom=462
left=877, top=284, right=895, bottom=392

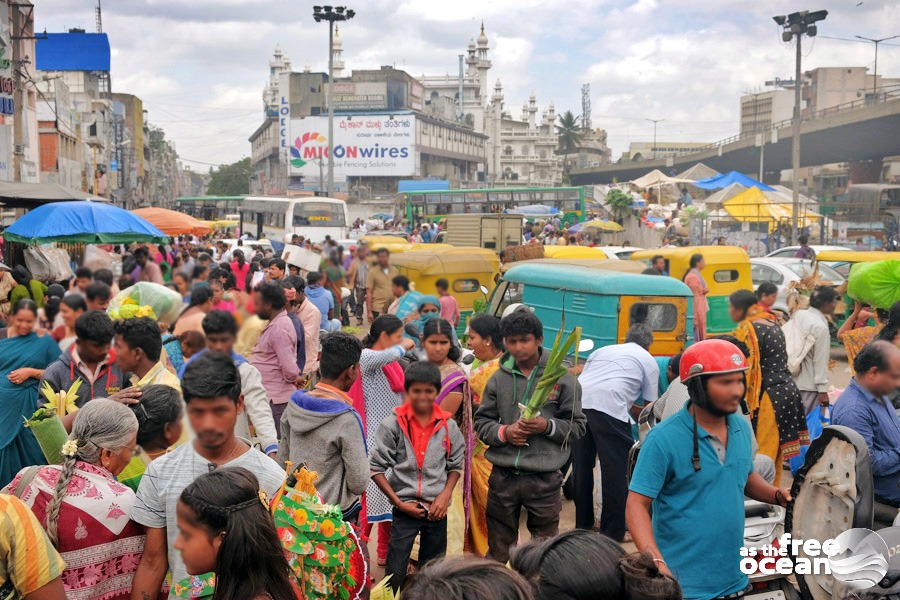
left=791, top=35, right=801, bottom=244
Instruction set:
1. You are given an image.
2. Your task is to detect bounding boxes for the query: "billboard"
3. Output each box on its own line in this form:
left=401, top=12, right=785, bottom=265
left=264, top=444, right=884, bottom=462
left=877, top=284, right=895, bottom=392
left=288, top=114, right=415, bottom=178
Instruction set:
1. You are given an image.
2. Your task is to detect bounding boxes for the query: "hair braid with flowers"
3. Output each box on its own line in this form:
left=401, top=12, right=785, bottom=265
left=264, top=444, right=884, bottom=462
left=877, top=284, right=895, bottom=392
left=45, top=399, right=138, bottom=547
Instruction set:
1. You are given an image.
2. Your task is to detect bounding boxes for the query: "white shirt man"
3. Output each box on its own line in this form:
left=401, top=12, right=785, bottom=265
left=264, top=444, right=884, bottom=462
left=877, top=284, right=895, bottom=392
left=573, top=324, right=659, bottom=541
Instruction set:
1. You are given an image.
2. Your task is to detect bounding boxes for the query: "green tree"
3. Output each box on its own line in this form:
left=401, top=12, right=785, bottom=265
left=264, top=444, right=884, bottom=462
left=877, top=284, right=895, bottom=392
left=206, top=157, right=253, bottom=196
left=556, top=110, right=583, bottom=183
left=605, top=188, right=634, bottom=221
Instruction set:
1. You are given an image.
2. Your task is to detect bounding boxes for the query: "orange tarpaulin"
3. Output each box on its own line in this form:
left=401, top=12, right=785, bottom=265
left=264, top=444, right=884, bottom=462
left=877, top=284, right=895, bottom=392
left=132, top=207, right=213, bottom=236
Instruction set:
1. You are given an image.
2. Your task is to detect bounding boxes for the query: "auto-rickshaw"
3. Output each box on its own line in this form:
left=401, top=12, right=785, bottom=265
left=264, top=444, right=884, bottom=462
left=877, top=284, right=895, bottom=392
left=815, top=250, right=900, bottom=277
left=541, top=246, right=612, bottom=260
left=390, top=247, right=500, bottom=336
left=630, top=246, right=752, bottom=335
left=489, top=263, right=693, bottom=356
left=500, top=258, right=643, bottom=275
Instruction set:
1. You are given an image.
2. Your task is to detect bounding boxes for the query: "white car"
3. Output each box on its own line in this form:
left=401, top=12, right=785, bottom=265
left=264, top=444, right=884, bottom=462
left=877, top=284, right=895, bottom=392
left=765, top=245, right=850, bottom=259
left=750, top=257, right=846, bottom=317
left=598, top=246, right=644, bottom=260
left=221, top=238, right=274, bottom=259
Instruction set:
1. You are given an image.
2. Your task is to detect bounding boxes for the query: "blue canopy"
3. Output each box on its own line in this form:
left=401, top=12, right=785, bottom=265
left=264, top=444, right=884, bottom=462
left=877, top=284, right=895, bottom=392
left=692, top=171, right=774, bottom=191
left=4, top=201, right=167, bottom=244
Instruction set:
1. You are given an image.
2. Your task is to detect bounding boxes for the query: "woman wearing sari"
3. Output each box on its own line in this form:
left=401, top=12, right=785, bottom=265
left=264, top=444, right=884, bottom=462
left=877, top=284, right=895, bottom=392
left=4, top=399, right=145, bottom=600
left=465, top=314, right=504, bottom=556
left=421, top=318, right=472, bottom=555
left=0, top=300, right=62, bottom=487
left=684, top=253, right=709, bottom=341
left=729, top=290, right=808, bottom=485
left=838, top=301, right=886, bottom=374
left=348, top=315, right=415, bottom=566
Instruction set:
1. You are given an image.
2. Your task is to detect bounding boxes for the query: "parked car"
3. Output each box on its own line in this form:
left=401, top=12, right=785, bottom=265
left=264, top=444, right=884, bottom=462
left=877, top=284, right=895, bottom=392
left=599, top=246, right=644, bottom=260
left=750, top=257, right=846, bottom=317
left=765, top=245, right=850, bottom=260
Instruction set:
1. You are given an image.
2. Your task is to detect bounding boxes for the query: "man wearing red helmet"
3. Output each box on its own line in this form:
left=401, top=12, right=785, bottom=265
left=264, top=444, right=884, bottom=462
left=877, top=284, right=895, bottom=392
left=626, top=338, right=792, bottom=600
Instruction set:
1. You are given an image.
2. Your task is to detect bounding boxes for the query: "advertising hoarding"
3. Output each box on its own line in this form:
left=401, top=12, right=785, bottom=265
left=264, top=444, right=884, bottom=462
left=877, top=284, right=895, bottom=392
left=288, top=114, right=415, bottom=178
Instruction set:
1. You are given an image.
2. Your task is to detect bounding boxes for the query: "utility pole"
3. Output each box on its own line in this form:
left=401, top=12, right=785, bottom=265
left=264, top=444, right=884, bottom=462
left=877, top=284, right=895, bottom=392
left=646, top=118, right=663, bottom=159
left=855, top=34, right=900, bottom=99
left=774, top=10, right=828, bottom=245
left=313, top=5, right=355, bottom=198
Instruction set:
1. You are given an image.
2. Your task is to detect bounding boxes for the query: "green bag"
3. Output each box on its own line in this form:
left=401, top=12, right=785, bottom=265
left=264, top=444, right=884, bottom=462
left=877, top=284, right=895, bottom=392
left=847, top=260, right=900, bottom=309
left=23, top=414, right=68, bottom=465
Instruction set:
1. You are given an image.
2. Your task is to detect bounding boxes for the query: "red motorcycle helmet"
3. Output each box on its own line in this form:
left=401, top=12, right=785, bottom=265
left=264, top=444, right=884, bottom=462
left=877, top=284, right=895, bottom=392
left=680, top=338, right=749, bottom=383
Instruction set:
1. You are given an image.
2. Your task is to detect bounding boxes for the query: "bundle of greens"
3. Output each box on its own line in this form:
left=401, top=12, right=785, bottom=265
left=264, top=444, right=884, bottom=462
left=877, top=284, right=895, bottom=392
left=23, top=380, right=82, bottom=465
left=522, top=324, right=582, bottom=419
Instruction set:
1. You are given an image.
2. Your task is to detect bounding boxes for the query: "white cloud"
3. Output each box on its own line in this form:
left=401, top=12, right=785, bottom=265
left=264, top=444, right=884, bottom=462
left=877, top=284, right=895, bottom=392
left=33, top=0, right=900, bottom=168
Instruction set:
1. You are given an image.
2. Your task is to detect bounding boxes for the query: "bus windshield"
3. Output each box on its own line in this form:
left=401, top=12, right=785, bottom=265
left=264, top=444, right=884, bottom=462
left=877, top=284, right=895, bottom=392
left=293, top=202, right=347, bottom=227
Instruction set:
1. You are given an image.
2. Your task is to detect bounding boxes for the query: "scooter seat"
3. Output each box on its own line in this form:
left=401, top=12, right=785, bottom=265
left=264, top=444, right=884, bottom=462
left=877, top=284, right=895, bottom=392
left=874, top=500, right=899, bottom=529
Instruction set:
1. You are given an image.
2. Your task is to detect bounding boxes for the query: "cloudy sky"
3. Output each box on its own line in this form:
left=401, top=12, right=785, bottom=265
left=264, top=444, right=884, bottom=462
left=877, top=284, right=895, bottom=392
left=38, top=0, right=900, bottom=170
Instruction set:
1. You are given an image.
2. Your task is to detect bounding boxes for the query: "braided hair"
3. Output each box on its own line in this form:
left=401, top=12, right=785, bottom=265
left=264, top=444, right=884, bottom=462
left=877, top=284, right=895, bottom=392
left=46, top=399, right=138, bottom=546
left=178, top=468, right=295, bottom=600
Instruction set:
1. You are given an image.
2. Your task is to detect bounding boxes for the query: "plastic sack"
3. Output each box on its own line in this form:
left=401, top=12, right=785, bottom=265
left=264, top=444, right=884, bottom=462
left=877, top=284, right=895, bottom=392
left=83, top=245, right=114, bottom=273
left=789, top=405, right=830, bottom=475
left=108, top=282, right=183, bottom=323
left=846, top=260, right=900, bottom=309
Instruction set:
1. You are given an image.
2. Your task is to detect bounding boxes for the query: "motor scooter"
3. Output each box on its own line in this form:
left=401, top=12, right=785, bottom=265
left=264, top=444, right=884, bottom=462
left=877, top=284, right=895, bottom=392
left=787, top=425, right=900, bottom=600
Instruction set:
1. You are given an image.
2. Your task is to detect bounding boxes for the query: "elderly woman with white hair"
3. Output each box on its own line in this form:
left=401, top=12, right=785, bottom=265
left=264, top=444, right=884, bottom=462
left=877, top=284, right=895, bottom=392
left=3, top=399, right=145, bottom=600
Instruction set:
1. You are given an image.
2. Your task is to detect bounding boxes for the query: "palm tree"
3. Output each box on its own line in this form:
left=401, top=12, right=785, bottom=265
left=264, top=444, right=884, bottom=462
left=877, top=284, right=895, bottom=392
left=556, top=111, right=583, bottom=183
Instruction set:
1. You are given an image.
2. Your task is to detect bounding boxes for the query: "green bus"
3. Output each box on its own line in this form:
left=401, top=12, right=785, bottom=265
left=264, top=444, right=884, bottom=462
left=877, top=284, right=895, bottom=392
left=398, top=186, right=590, bottom=226
left=175, top=196, right=245, bottom=221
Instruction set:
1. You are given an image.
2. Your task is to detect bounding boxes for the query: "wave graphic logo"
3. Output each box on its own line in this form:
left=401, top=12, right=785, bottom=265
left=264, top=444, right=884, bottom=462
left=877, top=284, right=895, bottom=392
left=290, top=132, right=326, bottom=168
left=827, top=528, right=890, bottom=591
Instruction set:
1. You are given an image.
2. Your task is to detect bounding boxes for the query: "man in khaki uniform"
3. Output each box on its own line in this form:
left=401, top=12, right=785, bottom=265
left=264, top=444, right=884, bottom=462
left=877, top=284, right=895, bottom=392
left=365, top=248, right=399, bottom=323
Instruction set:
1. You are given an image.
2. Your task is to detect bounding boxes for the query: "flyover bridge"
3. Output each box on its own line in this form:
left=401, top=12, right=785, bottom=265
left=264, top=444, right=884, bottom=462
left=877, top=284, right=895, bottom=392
left=571, top=89, right=900, bottom=185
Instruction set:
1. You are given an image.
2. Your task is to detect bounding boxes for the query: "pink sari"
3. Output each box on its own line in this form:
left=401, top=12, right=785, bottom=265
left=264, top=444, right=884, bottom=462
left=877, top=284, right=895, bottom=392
left=5, top=462, right=145, bottom=600
left=436, top=364, right=473, bottom=543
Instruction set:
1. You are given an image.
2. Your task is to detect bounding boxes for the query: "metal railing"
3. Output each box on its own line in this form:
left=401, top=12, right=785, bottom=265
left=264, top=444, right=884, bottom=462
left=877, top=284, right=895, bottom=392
left=666, top=85, right=900, bottom=161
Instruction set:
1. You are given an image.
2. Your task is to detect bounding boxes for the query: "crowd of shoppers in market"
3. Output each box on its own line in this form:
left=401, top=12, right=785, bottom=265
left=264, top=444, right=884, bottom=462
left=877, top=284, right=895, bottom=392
left=0, top=227, right=897, bottom=600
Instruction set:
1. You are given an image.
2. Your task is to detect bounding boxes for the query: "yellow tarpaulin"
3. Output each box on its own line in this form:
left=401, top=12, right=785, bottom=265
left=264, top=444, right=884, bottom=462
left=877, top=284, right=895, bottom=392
left=722, top=187, right=817, bottom=231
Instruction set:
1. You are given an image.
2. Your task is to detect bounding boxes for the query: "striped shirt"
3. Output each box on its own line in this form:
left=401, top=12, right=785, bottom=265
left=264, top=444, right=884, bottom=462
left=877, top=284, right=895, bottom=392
left=0, top=494, right=65, bottom=598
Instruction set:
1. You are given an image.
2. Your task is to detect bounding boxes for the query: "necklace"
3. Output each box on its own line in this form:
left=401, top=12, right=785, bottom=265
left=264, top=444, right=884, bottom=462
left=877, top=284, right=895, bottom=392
left=194, top=438, right=242, bottom=476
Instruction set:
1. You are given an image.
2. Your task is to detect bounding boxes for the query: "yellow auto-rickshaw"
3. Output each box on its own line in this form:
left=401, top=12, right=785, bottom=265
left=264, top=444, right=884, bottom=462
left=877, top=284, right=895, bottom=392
left=500, top=258, right=643, bottom=274
left=541, top=245, right=611, bottom=260
left=390, top=247, right=500, bottom=335
left=816, top=250, right=900, bottom=278
left=630, top=246, right=752, bottom=334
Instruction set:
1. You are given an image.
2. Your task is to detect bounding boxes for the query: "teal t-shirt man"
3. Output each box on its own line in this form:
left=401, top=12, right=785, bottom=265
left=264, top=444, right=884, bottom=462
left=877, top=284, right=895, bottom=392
left=629, top=405, right=754, bottom=599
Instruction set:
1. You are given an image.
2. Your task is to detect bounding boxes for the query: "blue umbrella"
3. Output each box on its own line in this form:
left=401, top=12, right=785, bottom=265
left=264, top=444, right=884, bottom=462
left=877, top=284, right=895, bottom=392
left=4, top=201, right=167, bottom=244
left=370, top=212, right=394, bottom=220
left=692, top=171, right=775, bottom=191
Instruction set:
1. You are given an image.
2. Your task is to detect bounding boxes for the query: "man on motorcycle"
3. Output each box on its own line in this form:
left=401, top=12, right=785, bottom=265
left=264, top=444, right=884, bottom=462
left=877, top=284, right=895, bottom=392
left=626, top=339, right=792, bottom=600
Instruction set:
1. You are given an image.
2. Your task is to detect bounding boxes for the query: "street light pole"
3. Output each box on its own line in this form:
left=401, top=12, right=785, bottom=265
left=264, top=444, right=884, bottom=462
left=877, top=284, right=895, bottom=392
left=313, top=5, right=355, bottom=198
left=646, top=118, right=664, bottom=159
left=774, top=10, right=828, bottom=245
left=855, top=34, right=900, bottom=99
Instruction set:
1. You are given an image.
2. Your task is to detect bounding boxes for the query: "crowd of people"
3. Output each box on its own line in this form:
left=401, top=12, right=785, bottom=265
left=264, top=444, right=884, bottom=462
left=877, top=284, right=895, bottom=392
left=0, top=228, right=897, bottom=600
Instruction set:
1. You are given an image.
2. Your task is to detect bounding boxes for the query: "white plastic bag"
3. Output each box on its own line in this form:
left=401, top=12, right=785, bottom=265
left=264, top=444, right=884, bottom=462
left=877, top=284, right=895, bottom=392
left=108, top=282, right=183, bottom=323
left=83, top=245, right=114, bottom=273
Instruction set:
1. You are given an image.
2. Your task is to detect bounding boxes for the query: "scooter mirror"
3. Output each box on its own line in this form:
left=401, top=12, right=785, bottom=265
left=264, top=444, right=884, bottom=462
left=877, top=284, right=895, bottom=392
left=480, top=285, right=489, bottom=295
left=577, top=339, right=595, bottom=353
left=461, top=354, right=476, bottom=365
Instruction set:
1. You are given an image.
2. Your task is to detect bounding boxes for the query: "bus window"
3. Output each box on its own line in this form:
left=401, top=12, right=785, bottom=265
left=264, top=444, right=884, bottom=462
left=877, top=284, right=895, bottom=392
left=293, top=202, right=347, bottom=227
left=630, top=302, right=677, bottom=332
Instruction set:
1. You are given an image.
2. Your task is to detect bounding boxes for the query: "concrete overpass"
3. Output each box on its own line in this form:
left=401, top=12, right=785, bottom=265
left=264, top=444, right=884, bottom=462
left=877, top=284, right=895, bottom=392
left=571, top=90, right=900, bottom=185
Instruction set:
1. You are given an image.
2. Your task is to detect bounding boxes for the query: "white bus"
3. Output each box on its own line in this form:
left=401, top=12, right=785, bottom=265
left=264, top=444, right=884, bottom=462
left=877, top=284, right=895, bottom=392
left=239, top=196, right=349, bottom=242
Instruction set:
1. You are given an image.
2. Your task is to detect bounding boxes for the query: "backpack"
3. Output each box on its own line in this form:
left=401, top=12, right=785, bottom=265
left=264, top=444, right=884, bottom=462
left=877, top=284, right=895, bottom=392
left=782, top=313, right=819, bottom=377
